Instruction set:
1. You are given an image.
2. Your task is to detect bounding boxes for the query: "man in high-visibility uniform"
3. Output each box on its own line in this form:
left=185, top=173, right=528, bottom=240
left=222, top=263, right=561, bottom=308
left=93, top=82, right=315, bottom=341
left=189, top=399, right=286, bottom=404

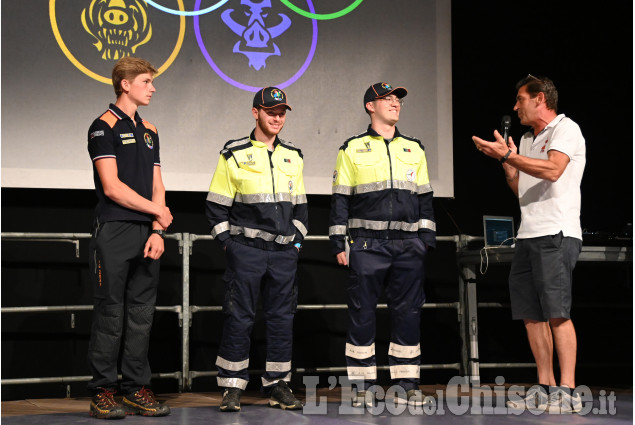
left=329, top=82, right=436, bottom=407
left=206, top=87, right=307, bottom=412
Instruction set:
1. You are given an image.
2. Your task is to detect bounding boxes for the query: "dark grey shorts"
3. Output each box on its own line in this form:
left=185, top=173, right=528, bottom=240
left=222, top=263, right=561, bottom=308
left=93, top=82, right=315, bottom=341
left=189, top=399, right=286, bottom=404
left=509, top=232, right=582, bottom=321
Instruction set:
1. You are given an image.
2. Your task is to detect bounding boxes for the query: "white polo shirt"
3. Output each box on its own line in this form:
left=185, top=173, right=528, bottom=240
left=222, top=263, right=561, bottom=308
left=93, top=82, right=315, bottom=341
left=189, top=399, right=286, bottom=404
left=516, top=114, right=586, bottom=240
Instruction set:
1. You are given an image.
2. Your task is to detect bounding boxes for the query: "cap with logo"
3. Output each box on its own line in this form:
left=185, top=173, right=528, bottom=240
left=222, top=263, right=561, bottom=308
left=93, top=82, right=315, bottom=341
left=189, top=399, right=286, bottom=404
left=253, top=87, right=292, bottom=110
left=363, top=82, right=408, bottom=107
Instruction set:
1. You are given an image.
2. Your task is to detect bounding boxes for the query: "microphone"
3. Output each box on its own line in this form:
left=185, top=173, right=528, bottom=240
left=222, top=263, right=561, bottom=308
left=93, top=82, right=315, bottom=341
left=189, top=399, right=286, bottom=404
left=501, top=115, right=511, bottom=147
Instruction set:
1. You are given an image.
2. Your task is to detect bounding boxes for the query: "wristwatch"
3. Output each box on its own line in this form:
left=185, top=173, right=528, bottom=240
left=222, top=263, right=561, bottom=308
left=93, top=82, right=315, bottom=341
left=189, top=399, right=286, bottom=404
left=151, top=229, right=166, bottom=239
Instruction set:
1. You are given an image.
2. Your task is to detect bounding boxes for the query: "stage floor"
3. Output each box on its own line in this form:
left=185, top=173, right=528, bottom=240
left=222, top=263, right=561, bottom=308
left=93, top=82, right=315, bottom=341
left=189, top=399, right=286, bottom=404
left=2, top=385, right=632, bottom=424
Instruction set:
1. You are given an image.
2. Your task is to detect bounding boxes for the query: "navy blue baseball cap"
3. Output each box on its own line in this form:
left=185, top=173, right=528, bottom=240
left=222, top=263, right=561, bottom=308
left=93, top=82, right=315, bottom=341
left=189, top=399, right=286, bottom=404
left=364, top=82, right=408, bottom=105
left=253, top=87, right=292, bottom=110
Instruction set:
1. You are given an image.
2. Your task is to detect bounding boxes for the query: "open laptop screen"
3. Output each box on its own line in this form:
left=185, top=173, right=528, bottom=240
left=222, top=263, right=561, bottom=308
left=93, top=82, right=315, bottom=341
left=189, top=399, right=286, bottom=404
left=483, top=216, right=515, bottom=247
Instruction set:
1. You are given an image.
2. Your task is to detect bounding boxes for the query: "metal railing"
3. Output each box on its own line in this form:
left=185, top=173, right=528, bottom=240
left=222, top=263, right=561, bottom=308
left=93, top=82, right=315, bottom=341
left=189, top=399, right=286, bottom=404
left=1, top=232, right=470, bottom=392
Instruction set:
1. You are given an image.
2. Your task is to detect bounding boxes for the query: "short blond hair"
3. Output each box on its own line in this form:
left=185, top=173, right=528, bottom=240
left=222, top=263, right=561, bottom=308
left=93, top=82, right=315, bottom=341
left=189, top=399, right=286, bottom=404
left=111, top=57, right=157, bottom=97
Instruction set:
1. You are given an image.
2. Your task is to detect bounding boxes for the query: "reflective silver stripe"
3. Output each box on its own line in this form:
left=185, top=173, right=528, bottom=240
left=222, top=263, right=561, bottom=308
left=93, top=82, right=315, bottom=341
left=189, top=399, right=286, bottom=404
left=345, top=343, right=375, bottom=360
left=388, top=342, right=421, bottom=359
left=393, top=180, right=418, bottom=192
left=211, top=222, right=230, bottom=238
left=333, top=184, right=353, bottom=195
left=348, top=218, right=386, bottom=230
left=294, top=194, right=308, bottom=204
left=235, top=193, right=277, bottom=204
left=355, top=180, right=390, bottom=194
left=216, top=356, right=249, bottom=371
left=266, top=361, right=291, bottom=372
left=293, top=220, right=308, bottom=237
left=329, top=225, right=347, bottom=236
left=389, top=221, right=419, bottom=232
left=417, top=183, right=433, bottom=194
left=261, top=372, right=291, bottom=387
left=230, top=225, right=296, bottom=244
left=347, top=366, right=377, bottom=380
left=389, top=364, right=420, bottom=379
left=217, top=377, right=248, bottom=390
left=418, top=219, right=436, bottom=231
left=207, top=191, right=234, bottom=207
left=225, top=139, right=249, bottom=150
left=348, top=219, right=418, bottom=232
left=355, top=180, right=420, bottom=194
left=233, top=192, right=307, bottom=205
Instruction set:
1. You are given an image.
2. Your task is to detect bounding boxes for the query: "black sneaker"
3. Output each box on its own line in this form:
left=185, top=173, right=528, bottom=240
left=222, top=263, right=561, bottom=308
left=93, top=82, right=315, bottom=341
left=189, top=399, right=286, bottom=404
left=122, top=386, right=170, bottom=417
left=220, top=387, right=242, bottom=412
left=89, top=387, right=126, bottom=420
left=269, top=381, right=303, bottom=410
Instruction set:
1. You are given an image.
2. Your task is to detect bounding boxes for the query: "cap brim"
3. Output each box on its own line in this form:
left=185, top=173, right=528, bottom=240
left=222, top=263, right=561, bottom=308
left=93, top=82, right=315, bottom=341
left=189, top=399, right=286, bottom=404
left=378, top=87, right=408, bottom=99
left=259, top=103, right=292, bottom=111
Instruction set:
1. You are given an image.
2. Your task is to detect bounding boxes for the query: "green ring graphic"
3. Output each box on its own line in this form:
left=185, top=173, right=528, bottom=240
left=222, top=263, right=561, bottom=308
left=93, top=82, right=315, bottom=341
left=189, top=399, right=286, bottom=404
left=279, top=0, right=364, bottom=20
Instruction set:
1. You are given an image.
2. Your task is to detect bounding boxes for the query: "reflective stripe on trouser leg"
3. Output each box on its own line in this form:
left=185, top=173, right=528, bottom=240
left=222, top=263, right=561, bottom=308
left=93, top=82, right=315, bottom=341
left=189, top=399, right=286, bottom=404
left=216, top=242, right=264, bottom=388
left=216, top=243, right=299, bottom=389
left=345, top=238, right=392, bottom=390
left=386, top=238, right=427, bottom=390
left=260, top=248, right=298, bottom=388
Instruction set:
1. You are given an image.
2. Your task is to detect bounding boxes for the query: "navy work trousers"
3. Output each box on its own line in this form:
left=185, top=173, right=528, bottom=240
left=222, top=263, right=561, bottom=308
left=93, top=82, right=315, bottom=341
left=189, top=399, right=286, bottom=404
left=346, top=237, right=427, bottom=391
left=216, top=241, right=299, bottom=390
left=87, top=221, right=159, bottom=395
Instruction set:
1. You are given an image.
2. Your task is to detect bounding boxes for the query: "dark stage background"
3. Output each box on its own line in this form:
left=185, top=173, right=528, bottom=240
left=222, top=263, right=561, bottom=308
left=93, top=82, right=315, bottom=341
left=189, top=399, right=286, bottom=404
left=1, top=1, right=633, bottom=400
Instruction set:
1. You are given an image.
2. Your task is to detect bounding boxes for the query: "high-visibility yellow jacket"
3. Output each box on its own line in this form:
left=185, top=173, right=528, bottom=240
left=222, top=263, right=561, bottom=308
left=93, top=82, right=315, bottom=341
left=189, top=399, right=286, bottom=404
left=206, top=131, right=308, bottom=250
left=329, top=126, right=436, bottom=255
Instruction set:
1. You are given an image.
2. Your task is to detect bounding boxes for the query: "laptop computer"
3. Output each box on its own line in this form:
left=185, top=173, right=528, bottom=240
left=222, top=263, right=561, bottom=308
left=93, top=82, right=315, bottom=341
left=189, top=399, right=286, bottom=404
left=483, top=215, right=515, bottom=247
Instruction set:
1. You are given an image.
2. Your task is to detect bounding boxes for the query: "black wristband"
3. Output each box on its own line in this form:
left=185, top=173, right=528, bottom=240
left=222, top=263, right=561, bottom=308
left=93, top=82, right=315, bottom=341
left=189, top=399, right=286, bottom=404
left=500, top=149, right=512, bottom=163
left=151, top=229, right=165, bottom=239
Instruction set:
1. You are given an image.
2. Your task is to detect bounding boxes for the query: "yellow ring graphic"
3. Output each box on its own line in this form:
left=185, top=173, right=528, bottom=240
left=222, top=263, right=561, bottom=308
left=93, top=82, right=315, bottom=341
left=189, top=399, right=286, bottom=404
left=50, top=0, right=186, bottom=84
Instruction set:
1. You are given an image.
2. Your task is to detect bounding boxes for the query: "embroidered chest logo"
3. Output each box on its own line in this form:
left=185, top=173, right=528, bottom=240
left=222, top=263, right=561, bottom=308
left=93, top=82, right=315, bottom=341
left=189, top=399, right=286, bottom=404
left=143, top=133, right=154, bottom=149
left=241, top=153, right=256, bottom=166
left=284, top=158, right=291, bottom=163
left=406, top=169, right=416, bottom=182
left=356, top=141, right=372, bottom=153
left=540, top=139, right=549, bottom=153
left=288, top=180, right=294, bottom=194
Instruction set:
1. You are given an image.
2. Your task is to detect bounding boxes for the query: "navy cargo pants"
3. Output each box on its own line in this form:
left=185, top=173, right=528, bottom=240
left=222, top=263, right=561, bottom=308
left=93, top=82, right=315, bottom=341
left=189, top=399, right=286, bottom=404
left=216, top=240, right=299, bottom=391
left=345, top=237, right=427, bottom=391
left=87, top=220, right=159, bottom=395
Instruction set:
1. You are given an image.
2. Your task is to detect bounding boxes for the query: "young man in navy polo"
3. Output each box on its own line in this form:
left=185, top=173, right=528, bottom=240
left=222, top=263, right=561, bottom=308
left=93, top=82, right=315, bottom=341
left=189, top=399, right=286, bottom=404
left=87, top=56, right=172, bottom=419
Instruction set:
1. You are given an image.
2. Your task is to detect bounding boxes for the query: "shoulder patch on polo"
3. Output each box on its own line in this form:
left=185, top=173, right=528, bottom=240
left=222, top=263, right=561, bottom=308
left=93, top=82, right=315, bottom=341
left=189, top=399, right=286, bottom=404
left=99, top=110, right=119, bottom=128
left=142, top=120, right=157, bottom=134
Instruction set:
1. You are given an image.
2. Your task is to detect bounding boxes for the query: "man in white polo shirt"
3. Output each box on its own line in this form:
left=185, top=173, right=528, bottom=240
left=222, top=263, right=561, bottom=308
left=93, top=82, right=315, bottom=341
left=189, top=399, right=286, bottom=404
left=472, top=74, right=586, bottom=414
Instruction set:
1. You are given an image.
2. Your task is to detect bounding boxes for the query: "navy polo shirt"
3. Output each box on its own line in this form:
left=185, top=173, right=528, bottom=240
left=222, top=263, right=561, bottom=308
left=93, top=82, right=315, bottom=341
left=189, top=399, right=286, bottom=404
left=87, top=104, right=160, bottom=223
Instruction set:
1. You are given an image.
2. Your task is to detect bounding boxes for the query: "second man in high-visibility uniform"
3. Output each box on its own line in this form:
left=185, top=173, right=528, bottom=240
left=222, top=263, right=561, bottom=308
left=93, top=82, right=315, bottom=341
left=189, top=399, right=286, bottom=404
left=206, top=87, right=307, bottom=412
left=329, top=82, right=436, bottom=407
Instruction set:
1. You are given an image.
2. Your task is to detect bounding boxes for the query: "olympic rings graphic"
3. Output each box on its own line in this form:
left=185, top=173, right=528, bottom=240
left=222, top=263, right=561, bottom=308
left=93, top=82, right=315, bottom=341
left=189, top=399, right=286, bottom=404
left=143, top=0, right=229, bottom=17
left=194, top=0, right=318, bottom=92
left=49, top=0, right=186, bottom=85
left=279, top=0, right=364, bottom=20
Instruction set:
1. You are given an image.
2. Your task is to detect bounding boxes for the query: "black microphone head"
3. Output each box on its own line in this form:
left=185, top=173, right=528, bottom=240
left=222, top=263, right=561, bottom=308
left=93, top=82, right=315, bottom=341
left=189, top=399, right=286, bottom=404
left=502, top=115, right=511, bottom=130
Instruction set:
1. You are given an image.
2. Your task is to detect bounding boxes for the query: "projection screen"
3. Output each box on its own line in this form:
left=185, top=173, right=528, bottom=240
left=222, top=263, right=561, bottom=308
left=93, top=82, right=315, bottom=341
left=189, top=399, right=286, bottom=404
left=1, top=0, right=453, bottom=196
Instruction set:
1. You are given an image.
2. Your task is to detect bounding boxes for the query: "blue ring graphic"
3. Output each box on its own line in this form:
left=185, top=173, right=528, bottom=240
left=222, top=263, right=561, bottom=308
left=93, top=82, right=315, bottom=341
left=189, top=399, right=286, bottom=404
left=144, top=0, right=229, bottom=16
